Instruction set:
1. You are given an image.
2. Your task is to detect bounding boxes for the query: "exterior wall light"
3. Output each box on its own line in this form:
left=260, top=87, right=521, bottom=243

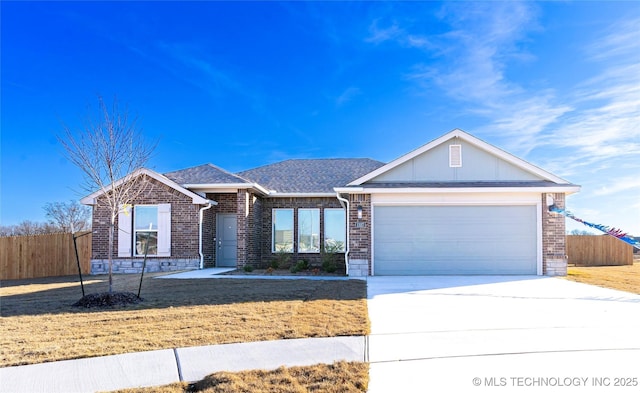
left=357, top=205, right=363, bottom=220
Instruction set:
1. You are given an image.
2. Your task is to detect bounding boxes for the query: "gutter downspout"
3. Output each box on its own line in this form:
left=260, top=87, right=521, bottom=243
left=199, top=202, right=214, bottom=269
left=335, top=192, right=350, bottom=276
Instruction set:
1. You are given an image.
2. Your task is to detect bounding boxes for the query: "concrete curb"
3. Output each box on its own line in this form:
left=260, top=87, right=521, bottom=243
left=0, top=336, right=367, bottom=393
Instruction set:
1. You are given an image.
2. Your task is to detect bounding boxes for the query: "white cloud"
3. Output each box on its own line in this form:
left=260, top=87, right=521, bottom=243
left=406, top=7, right=639, bottom=178
left=336, top=87, right=361, bottom=106
left=593, top=176, right=640, bottom=197
left=402, top=2, right=569, bottom=154
left=388, top=6, right=639, bottom=233
left=365, top=19, right=402, bottom=44
left=545, top=17, right=640, bottom=174
left=586, top=18, right=640, bottom=61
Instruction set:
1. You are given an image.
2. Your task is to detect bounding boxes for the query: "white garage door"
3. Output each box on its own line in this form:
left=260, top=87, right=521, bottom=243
left=374, top=205, right=537, bottom=275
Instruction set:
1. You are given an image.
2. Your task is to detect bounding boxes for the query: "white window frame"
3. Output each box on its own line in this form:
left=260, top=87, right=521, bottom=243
left=324, top=208, right=346, bottom=252
left=298, top=208, right=320, bottom=253
left=134, top=205, right=159, bottom=257
left=272, top=208, right=294, bottom=253
left=118, top=203, right=171, bottom=258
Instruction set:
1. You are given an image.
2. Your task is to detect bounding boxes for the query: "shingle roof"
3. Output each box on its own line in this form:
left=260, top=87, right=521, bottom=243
left=238, top=158, right=385, bottom=193
left=164, top=164, right=250, bottom=185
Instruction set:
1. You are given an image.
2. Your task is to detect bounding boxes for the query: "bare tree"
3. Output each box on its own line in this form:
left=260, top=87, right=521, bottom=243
left=44, top=200, right=91, bottom=233
left=0, top=220, right=62, bottom=236
left=59, top=97, right=155, bottom=293
left=569, top=229, right=595, bottom=236
left=0, top=226, right=13, bottom=236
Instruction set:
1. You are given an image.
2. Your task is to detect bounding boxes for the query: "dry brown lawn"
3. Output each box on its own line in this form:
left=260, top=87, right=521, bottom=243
left=0, top=273, right=368, bottom=367
left=109, top=361, right=368, bottom=393
left=565, top=261, right=640, bottom=294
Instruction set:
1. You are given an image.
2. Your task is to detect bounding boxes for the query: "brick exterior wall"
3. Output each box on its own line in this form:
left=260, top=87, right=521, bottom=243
left=237, top=190, right=248, bottom=268
left=348, top=194, right=372, bottom=275
left=542, top=192, right=567, bottom=276
left=201, top=204, right=215, bottom=268
left=237, top=190, right=263, bottom=269
left=90, top=177, right=202, bottom=274
left=260, top=197, right=346, bottom=270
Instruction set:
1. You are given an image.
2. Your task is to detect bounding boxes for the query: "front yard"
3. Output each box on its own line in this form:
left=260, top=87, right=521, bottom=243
left=0, top=273, right=368, bottom=367
left=565, top=261, right=640, bottom=294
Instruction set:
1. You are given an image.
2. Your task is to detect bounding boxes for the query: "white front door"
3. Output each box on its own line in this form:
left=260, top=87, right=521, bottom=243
left=216, top=214, right=237, bottom=267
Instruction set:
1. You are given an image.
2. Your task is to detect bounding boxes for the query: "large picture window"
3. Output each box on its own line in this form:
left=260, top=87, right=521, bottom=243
left=272, top=209, right=294, bottom=252
left=134, top=205, right=158, bottom=256
left=324, top=208, right=346, bottom=252
left=298, top=208, right=320, bottom=253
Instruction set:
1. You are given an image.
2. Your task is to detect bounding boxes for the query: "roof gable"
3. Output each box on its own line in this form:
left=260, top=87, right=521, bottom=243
left=80, top=168, right=211, bottom=205
left=349, top=129, right=571, bottom=185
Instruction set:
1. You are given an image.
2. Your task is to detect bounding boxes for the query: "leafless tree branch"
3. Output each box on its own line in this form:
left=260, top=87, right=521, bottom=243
left=58, top=96, right=156, bottom=293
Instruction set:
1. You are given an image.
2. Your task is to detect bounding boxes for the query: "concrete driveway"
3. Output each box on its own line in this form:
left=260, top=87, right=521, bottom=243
left=367, top=276, right=640, bottom=392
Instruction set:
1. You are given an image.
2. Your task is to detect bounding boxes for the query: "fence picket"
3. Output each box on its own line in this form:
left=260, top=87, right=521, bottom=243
left=567, top=235, right=633, bottom=266
left=0, top=232, right=92, bottom=280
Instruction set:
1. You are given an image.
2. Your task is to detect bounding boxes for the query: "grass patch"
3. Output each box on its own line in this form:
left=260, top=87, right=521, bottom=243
left=108, top=361, right=368, bottom=393
left=0, top=273, right=368, bottom=367
left=565, top=262, right=640, bottom=294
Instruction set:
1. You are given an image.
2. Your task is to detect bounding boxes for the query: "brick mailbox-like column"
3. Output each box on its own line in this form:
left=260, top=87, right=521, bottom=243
left=348, top=194, right=372, bottom=276
left=543, top=192, right=567, bottom=276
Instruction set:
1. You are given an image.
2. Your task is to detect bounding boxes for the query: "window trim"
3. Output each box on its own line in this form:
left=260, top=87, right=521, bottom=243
left=133, top=205, right=159, bottom=257
left=298, top=208, right=320, bottom=253
left=272, top=208, right=294, bottom=253
left=323, top=208, right=346, bottom=253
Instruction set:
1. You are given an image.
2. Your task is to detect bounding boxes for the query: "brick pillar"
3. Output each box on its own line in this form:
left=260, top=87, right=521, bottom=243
left=543, top=193, right=567, bottom=276
left=237, top=190, right=248, bottom=268
left=348, top=194, right=372, bottom=276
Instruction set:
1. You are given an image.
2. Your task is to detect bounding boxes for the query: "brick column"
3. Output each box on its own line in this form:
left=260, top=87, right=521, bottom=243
left=237, top=190, right=248, bottom=269
left=542, top=192, right=567, bottom=276
left=348, top=194, right=372, bottom=276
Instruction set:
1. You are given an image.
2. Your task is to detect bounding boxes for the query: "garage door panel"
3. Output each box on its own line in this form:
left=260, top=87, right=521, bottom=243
left=374, top=205, right=537, bottom=275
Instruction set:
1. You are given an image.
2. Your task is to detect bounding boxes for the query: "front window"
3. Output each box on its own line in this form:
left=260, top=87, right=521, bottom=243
left=298, top=208, right=320, bottom=253
left=134, top=205, right=158, bottom=256
left=324, top=208, right=346, bottom=252
left=272, top=209, right=293, bottom=252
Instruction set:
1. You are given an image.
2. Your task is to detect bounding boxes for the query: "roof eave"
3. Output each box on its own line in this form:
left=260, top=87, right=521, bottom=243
left=335, top=185, right=581, bottom=194
left=184, top=183, right=270, bottom=196
left=267, top=192, right=337, bottom=198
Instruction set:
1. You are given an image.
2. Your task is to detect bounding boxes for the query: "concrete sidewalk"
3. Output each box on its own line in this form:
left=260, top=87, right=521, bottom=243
left=0, top=336, right=366, bottom=393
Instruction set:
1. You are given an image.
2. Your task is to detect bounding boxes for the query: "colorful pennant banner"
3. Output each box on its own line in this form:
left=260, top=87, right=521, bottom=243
left=550, top=206, right=640, bottom=250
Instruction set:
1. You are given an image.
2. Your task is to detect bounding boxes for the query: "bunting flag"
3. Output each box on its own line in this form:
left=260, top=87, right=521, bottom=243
left=550, top=206, right=640, bottom=250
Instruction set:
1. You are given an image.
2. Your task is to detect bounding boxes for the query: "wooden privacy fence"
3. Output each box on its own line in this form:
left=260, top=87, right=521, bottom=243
left=0, top=232, right=92, bottom=280
left=567, top=235, right=633, bottom=266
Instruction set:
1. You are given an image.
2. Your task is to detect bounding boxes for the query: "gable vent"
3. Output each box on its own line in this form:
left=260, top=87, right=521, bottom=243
left=449, top=144, right=462, bottom=167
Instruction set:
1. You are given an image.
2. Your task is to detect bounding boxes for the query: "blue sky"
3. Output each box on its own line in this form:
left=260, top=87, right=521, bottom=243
left=2, top=1, right=639, bottom=235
